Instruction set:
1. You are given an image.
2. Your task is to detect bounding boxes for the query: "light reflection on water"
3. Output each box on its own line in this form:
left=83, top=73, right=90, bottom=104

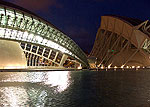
left=0, top=87, right=28, bottom=107
left=0, top=71, right=71, bottom=107
left=1, top=71, right=150, bottom=106
left=1, top=71, right=70, bottom=92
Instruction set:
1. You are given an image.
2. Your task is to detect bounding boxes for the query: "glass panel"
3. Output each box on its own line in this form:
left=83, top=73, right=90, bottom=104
left=40, top=24, right=47, bottom=36
left=20, top=19, right=26, bottom=29
left=24, top=15, right=32, bottom=30
left=32, top=45, right=37, bottom=53
left=6, top=9, right=15, bottom=27
left=28, top=33, right=34, bottom=42
left=42, top=25, right=49, bottom=36
left=49, top=51, right=56, bottom=60
left=15, top=11, right=23, bottom=18
left=5, top=29, right=12, bottom=38
left=22, top=31, right=29, bottom=40
left=1, top=15, right=6, bottom=26
left=56, top=53, right=63, bottom=63
left=42, top=39, right=48, bottom=45
left=14, top=11, right=23, bottom=28
left=0, top=28, right=5, bottom=37
left=9, top=29, right=16, bottom=39
left=17, top=31, right=23, bottom=40
left=35, top=35, right=43, bottom=44
left=31, top=19, right=40, bottom=32
left=37, top=23, right=44, bottom=35
left=0, top=7, right=5, bottom=15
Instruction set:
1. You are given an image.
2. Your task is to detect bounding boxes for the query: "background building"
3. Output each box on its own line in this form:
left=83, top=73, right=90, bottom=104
left=90, top=15, right=150, bottom=68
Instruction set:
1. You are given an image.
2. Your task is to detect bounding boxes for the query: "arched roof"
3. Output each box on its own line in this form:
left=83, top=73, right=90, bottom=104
left=0, top=0, right=89, bottom=67
left=105, top=15, right=143, bottom=26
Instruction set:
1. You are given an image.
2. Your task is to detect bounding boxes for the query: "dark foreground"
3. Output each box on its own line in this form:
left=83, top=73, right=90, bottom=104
left=0, top=70, right=150, bottom=107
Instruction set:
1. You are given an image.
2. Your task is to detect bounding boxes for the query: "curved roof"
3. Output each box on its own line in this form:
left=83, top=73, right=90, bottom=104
left=0, top=0, right=60, bottom=31
left=105, top=15, right=143, bottom=26
left=0, top=0, right=89, bottom=67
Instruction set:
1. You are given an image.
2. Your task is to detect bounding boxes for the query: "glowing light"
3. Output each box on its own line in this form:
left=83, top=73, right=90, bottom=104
left=44, top=71, right=70, bottom=92
left=126, top=66, right=129, bottom=68
left=77, top=65, right=82, bottom=69
left=132, top=66, right=135, bottom=68
left=108, top=64, right=112, bottom=69
left=101, top=66, right=104, bottom=69
left=121, top=65, right=124, bottom=68
left=137, top=66, right=140, bottom=68
left=114, top=66, right=117, bottom=69
left=106, top=67, right=108, bottom=71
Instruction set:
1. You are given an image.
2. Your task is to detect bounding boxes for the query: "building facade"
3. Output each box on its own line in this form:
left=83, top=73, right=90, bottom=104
left=90, top=15, right=150, bottom=67
left=0, top=1, right=89, bottom=69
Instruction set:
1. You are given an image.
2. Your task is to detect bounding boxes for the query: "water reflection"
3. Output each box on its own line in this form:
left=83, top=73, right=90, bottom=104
left=0, top=87, right=28, bottom=107
left=1, top=71, right=150, bottom=106
left=44, top=71, right=70, bottom=92
left=0, top=71, right=71, bottom=106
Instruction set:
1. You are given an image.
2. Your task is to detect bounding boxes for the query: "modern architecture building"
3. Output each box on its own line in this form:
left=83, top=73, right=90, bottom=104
left=0, top=1, right=89, bottom=69
left=90, top=15, right=150, bottom=67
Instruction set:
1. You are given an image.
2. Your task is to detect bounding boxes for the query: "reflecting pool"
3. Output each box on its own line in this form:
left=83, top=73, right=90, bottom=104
left=1, top=70, right=150, bottom=106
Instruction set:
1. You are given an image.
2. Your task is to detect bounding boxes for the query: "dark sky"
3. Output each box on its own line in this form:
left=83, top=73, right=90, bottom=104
left=4, top=0, right=150, bottom=53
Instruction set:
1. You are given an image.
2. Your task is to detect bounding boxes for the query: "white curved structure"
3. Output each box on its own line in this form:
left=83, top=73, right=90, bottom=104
left=0, top=1, right=89, bottom=68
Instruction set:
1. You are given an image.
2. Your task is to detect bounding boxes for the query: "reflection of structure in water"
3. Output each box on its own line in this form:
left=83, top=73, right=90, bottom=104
left=0, top=71, right=71, bottom=106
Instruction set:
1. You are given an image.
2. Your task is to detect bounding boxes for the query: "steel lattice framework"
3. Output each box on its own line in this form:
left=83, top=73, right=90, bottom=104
left=0, top=1, right=89, bottom=68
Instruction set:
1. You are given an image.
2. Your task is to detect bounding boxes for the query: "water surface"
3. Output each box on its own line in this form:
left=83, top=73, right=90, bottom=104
left=0, top=70, right=150, bottom=107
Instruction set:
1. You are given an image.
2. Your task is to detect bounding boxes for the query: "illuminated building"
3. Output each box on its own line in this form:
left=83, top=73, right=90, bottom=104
left=90, top=15, right=150, bottom=67
left=0, top=1, right=89, bottom=69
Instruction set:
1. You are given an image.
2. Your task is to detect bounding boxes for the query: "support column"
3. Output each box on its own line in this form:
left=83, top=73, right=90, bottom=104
left=29, top=54, right=32, bottom=66
left=35, top=56, right=38, bottom=66
left=32, top=54, right=35, bottom=66
left=109, top=41, right=130, bottom=66
left=59, top=54, right=68, bottom=66
left=42, top=48, right=45, bottom=56
left=123, top=49, right=139, bottom=66
left=98, top=36, right=121, bottom=67
left=36, top=46, right=39, bottom=54
left=48, top=50, right=52, bottom=59
left=26, top=52, right=29, bottom=66
left=53, top=52, right=59, bottom=62
left=30, top=45, right=33, bottom=52
left=38, top=56, right=40, bottom=66
left=24, top=43, right=27, bottom=50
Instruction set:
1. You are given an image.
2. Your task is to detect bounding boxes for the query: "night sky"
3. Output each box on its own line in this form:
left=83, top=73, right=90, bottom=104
left=4, top=0, right=150, bottom=53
